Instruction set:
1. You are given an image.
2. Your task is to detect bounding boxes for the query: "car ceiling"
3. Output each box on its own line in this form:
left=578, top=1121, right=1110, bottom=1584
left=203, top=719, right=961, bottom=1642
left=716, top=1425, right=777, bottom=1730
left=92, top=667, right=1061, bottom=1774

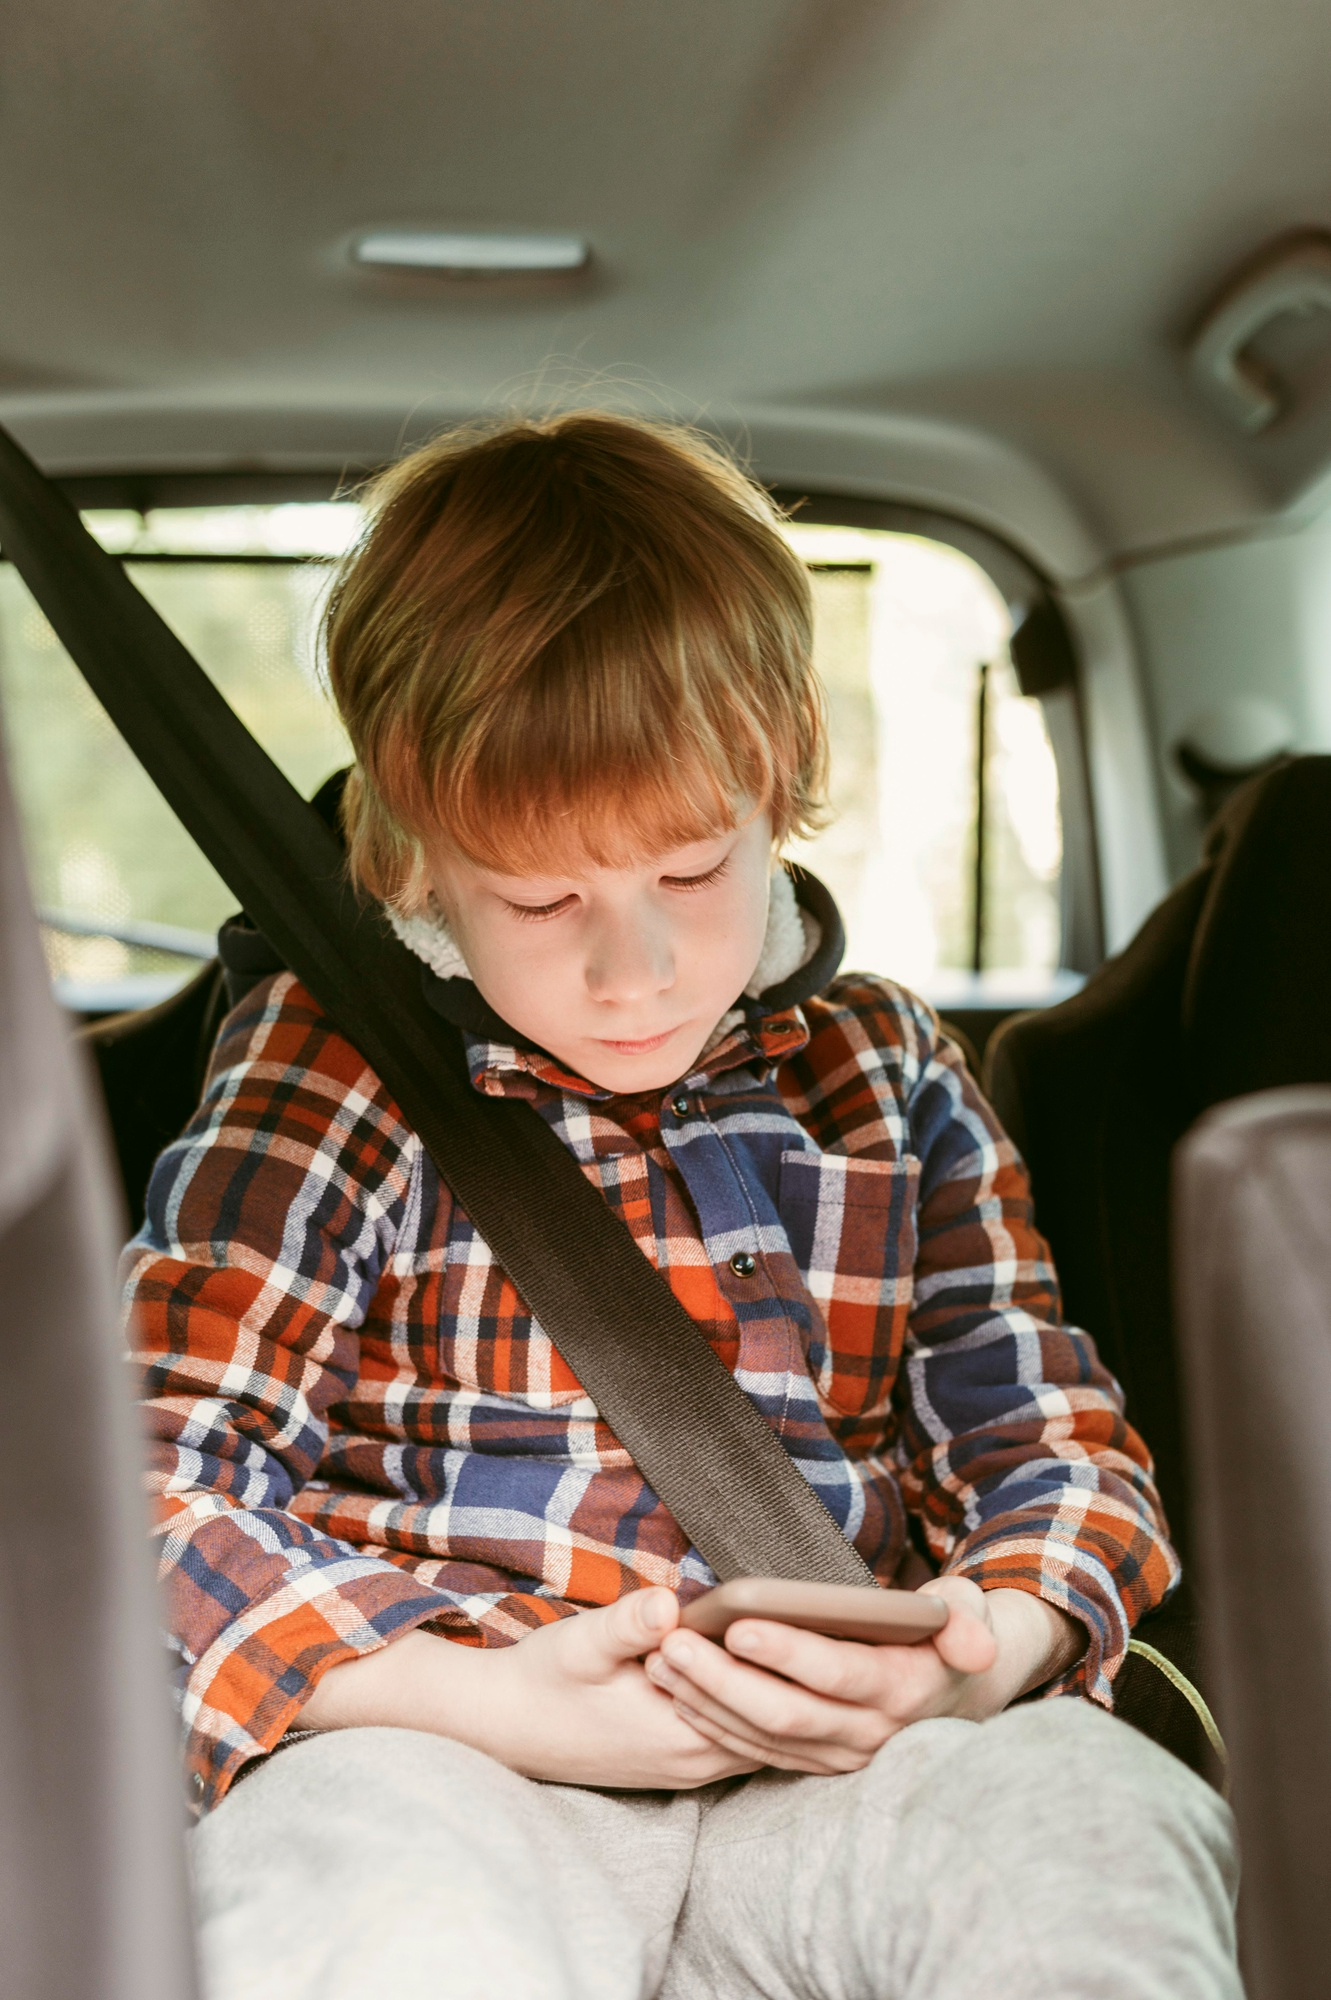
left=4, top=0, right=1331, bottom=578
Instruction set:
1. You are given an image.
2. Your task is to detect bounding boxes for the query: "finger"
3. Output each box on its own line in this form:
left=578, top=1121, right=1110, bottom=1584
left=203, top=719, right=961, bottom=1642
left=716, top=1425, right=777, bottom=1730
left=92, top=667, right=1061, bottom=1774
left=655, top=1632, right=889, bottom=1753
left=673, top=1701, right=869, bottom=1777
left=647, top=1654, right=782, bottom=1754
left=661, top=1664, right=880, bottom=1770
left=721, top=1617, right=916, bottom=1703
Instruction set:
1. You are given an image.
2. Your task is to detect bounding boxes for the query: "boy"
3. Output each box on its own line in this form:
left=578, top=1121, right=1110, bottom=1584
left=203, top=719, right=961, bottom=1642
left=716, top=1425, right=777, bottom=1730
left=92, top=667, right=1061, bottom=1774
left=126, top=414, right=1239, bottom=1998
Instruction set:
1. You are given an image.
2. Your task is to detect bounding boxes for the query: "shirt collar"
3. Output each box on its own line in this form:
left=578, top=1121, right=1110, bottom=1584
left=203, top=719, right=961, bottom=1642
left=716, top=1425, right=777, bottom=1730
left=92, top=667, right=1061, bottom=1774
left=464, top=1003, right=813, bottom=1102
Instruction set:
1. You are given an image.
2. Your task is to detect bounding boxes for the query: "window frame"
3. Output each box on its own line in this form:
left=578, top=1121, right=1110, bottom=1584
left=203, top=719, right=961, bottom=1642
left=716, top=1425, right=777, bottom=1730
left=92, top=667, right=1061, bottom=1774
left=768, top=488, right=1105, bottom=975
left=37, top=470, right=1106, bottom=988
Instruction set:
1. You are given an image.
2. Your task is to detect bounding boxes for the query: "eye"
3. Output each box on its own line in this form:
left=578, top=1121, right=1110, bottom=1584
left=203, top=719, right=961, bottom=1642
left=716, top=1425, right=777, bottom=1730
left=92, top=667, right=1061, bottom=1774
left=504, top=894, right=577, bottom=922
left=662, top=858, right=731, bottom=893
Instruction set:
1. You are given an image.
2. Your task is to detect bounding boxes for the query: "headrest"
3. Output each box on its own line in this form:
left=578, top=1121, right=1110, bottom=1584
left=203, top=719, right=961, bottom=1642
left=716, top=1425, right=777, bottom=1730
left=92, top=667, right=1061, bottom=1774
left=1184, top=756, right=1331, bottom=1108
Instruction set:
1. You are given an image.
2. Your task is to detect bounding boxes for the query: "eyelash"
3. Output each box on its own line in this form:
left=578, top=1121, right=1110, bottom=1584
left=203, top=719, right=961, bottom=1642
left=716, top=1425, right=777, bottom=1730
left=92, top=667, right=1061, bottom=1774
left=504, top=859, right=731, bottom=922
left=663, top=859, right=730, bottom=893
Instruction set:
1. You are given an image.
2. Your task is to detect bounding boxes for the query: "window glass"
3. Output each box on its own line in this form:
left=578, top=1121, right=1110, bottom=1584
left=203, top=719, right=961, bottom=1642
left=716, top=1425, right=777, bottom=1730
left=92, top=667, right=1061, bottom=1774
left=0, top=518, right=351, bottom=1010
left=0, top=505, right=1068, bottom=1013
left=782, top=522, right=1064, bottom=1004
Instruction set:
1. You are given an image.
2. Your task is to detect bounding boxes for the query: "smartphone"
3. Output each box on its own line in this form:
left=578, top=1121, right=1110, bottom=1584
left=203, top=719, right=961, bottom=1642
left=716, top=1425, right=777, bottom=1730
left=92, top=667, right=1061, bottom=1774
left=680, top=1578, right=948, bottom=1646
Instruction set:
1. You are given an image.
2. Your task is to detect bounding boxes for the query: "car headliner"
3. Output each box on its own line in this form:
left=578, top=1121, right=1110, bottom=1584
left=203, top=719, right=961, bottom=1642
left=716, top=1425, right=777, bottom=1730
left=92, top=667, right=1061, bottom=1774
left=2, top=0, right=1330, bottom=578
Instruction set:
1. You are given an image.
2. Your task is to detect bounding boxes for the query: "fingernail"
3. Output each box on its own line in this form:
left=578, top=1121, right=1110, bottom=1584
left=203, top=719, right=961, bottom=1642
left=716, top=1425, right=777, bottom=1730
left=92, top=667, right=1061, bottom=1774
left=729, top=1628, right=760, bottom=1655
left=665, top=1639, right=694, bottom=1669
left=639, top=1592, right=670, bottom=1633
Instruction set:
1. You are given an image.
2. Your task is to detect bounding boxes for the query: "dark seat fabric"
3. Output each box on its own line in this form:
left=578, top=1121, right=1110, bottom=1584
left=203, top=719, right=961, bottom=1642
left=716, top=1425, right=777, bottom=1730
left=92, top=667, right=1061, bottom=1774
left=75, top=768, right=350, bottom=1234
left=987, top=756, right=1331, bottom=1777
left=987, top=755, right=1331, bottom=1555
left=79, top=959, right=228, bottom=1234
left=1183, top=757, right=1331, bottom=1106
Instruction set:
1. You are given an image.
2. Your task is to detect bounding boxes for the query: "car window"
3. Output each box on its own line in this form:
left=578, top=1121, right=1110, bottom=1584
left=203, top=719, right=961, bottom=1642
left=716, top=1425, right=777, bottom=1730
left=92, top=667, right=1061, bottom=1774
left=1, top=506, right=354, bottom=1011
left=783, top=521, right=1065, bottom=1008
left=0, top=506, right=1066, bottom=1015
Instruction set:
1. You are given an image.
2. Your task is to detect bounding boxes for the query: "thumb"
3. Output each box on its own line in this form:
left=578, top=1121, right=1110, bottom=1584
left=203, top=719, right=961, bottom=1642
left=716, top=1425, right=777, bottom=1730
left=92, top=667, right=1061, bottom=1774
left=594, top=1587, right=680, bottom=1665
left=920, top=1577, right=999, bottom=1676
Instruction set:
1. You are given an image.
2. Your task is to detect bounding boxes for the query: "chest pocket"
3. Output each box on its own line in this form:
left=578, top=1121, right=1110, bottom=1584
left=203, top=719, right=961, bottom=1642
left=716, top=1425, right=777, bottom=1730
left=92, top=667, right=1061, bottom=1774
left=778, top=1151, right=921, bottom=1422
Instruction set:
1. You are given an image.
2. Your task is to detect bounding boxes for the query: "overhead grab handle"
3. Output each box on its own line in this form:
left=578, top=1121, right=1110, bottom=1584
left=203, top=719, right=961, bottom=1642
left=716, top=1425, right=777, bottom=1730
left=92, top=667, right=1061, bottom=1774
left=1188, top=230, right=1331, bottom=432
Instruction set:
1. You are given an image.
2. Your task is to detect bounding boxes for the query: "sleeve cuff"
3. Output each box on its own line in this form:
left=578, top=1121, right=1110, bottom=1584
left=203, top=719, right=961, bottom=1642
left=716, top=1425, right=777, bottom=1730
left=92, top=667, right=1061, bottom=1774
left=943, top=1538, right=1130, bottom=1709
left=184, top=1567, right=451, bottom=1815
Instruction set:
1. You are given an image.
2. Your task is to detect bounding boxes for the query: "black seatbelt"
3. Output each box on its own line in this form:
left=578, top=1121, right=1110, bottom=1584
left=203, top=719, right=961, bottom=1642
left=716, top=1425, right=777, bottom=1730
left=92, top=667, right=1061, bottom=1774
left=0, top=422, right=875, bottom=1591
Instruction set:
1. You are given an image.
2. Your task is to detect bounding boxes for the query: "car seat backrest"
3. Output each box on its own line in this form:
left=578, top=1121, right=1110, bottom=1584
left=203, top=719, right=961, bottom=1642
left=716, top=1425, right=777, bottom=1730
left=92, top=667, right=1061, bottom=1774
left=83, top=960, right=229, bottom=1234
left=1183, top=755, right=1331, bottom=1108
left=985, top=866, right=1209, bottom=1546
left=76, top=770, right=350, bottom=1234
left=1175, top=1086, right=1331, bottom=1997
left=987, top=752, right=1331, bottom=1554
left=0, top=741, right=195, bottom=2000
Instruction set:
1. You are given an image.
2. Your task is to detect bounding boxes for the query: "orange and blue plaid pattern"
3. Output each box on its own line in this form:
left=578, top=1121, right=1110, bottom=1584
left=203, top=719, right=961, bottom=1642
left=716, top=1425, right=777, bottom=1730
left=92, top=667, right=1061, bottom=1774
left=125, top=970, right=1178, bottom=1811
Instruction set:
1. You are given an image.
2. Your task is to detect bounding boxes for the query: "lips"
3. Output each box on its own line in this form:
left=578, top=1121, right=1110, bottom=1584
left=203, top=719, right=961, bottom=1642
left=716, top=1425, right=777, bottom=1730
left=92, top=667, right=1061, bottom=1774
left=593, top=1028, right=678, bottom=1054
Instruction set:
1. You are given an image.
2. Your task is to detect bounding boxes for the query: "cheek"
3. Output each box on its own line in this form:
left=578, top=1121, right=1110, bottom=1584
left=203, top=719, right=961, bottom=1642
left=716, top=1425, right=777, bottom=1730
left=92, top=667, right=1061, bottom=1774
left=463, top=917, right=575, bottom=1003
left=689, top=879, right=770, bottom=984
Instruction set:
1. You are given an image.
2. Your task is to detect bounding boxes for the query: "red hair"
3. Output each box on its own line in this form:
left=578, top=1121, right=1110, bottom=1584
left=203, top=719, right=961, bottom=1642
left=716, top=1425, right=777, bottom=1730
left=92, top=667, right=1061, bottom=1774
left=323, top=411, right=826, bottom=904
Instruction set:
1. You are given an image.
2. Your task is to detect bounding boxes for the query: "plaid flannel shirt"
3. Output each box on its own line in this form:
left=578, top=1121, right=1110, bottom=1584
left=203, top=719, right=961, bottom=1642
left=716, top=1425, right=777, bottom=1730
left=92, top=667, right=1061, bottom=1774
left=126, top=952, right=1178, bottom=1813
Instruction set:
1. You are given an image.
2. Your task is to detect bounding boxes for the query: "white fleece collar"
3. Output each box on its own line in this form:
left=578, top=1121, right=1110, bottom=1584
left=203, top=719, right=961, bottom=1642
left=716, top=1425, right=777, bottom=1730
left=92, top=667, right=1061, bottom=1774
left=387, top=862, right=818, bottom=1001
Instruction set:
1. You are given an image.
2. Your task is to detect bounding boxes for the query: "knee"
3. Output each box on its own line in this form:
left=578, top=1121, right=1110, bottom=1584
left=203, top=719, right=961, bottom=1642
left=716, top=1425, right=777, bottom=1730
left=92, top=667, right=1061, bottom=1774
left=192, top=1730, right=640, bottom=2000
left=196, top=1726, right=529, bottom=1888
left=845, top=1704, right=1240, bottom=1998
left=915, top=1699, right=1237, bottom=1898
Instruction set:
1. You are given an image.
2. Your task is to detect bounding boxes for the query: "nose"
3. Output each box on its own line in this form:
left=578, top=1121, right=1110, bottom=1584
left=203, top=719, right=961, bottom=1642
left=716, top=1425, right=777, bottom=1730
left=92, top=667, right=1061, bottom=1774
left=583, top=903, right=675, bottom=1008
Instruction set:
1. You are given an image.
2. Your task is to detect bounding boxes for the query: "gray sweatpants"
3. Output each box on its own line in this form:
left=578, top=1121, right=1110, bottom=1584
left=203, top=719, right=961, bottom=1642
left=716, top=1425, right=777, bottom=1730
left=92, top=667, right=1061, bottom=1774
left=192, top=1700, right=1240, bottom=2000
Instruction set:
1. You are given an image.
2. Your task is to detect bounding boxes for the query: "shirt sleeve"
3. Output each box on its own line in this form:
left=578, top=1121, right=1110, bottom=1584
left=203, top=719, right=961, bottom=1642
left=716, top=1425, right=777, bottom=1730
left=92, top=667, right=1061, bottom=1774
left=890, top=996, right=1179, bottom=1706
left=125, top=972, right=460, bottom=1812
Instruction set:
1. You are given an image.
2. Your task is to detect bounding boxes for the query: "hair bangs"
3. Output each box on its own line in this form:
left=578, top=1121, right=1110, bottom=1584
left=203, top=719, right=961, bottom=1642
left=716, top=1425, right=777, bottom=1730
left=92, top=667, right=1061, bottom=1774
left=324, top=411, right=826, bottom=908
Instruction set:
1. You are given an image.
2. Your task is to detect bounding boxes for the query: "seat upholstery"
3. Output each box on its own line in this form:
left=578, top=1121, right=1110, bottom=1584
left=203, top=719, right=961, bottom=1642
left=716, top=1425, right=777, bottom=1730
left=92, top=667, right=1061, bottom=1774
left=0, top=738, right=196, bottom=1999
left=79, top=959, right=228, bottom=1235
left=987, top=755, right=1331, bottom=1556
left=75, top=767, right=349, bottom=1235
left=986, top=757, right=1331, bottom=1771
left=1174, top=1086, right=1331, bottom=1998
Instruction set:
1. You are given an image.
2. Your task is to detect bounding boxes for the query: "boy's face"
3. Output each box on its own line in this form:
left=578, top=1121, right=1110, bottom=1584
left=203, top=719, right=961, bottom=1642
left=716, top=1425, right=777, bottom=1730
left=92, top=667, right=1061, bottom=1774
left=426, top=810, right=775, bottom=1092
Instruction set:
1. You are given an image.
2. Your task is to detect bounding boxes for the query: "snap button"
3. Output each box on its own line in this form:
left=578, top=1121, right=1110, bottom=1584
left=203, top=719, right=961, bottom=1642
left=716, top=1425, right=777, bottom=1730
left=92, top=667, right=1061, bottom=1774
left=729, top=1250, right=756, bottom=1278
left=671, top=1094, right=690, bottom=1118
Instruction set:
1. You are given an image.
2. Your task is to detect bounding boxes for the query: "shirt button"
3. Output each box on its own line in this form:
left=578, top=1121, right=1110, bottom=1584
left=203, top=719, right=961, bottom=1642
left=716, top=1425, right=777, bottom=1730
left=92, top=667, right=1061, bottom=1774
left=671, top=1094, right=690, bottom=1117
left=729, top=1250, right=757, bottom=1278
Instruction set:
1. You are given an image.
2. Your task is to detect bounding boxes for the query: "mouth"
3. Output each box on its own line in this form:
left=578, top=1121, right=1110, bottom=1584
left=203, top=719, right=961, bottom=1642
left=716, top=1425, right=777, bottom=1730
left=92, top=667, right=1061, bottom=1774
left=592, top=1027, right=679, bottom=1055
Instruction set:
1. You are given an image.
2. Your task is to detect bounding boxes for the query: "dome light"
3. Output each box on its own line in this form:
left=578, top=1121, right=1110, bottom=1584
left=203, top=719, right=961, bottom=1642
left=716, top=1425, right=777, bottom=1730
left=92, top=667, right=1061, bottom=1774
left=351, top=230, right=588, bottom=275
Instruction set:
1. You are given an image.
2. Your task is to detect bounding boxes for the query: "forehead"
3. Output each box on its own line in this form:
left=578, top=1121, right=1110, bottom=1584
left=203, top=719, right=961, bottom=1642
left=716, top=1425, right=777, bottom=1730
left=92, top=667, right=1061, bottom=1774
left=464, top=828, right=744, bottom=888
left=434, top=811, right=770, bottom=889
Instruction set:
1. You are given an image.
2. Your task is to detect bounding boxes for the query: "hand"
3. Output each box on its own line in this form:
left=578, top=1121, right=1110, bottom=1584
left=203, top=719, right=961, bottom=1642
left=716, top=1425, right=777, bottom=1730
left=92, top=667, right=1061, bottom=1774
left=643, top=1579, right=1085, bottom=1777
left=301, top=1587, right=762, bottom=1790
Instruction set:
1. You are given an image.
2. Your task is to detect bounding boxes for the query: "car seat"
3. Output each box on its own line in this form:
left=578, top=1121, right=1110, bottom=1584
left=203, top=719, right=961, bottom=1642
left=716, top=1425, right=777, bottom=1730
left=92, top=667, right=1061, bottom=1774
left=77, top=768, right=351, bottom=1234
left=1174, top=1084, right=1331, bottom=1997
left=987, top=753, right=1331, bottom=1558
left=0, top=737, right=195, bottom=1999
